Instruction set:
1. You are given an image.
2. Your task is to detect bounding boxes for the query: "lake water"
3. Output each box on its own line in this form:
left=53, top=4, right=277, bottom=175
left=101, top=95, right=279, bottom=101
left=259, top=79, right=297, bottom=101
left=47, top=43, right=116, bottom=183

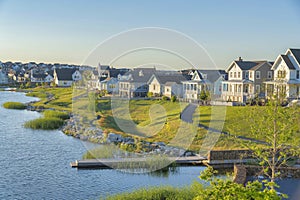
left=0, top=91, right=299, bottom=200
left=0, top=91, right=205, bottom=200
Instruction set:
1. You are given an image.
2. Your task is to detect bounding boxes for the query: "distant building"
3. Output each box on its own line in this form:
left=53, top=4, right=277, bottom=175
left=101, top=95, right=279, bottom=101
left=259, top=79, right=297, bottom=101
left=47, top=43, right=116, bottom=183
left=148, top=73, right=188, bottom=98
left=119, top=67, right=156, bottom=98
left=53, top=67, right=82, bottom=87
left=0, top=70, right=8, bottom=84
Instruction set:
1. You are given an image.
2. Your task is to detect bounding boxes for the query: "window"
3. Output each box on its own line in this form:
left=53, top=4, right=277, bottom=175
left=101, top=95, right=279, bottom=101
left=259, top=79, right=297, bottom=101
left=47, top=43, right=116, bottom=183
left=255, top=71, right=261, bottom=79
left=255, top=85, right=260, bottom=93
left=230, top=72, right=233, bottom=78
left=238, top=72, right=241, bottom=78
left=297, top=70, right=300, bottom=79
left=267, top=71, right=273, bottom=79
left=249, top=72, right=252, bottom=78
left=234, top=72, right=237, bottom=78
left=153, top=85, right=156, bottom=90
left=277, top=70, right=286, bottom=78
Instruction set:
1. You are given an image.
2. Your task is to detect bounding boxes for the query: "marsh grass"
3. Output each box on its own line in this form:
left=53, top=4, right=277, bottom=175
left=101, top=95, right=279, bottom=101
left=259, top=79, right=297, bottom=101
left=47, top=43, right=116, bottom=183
left=3, top=102, right=26, bottom=110
left=24, top=117, right=64, bottom=130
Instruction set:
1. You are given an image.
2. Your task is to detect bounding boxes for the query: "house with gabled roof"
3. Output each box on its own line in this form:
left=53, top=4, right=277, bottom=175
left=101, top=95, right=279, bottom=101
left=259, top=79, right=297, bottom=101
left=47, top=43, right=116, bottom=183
left=265, top=48, right=300, bottom=99
left=221, top=57, right=273, bottom=103
left=53, top=67, right=82, bottom=87
left=0, top=70, right=8, bottom=84
left=118, top=67, right=156, bottom=98
left=148, top=72, right=188, bottom=97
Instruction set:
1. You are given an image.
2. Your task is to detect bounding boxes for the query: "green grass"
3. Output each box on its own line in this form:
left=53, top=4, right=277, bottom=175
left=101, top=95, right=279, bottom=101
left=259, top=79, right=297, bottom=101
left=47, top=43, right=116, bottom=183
left=106, top=184, right=203, bottom=200
left=2, top=102, right=26, bottom=110
left=43, top=110, right=70, bottom=120
left=25, top=87, right=74, bottom=111
left=24, top=117, right=64, bottom=130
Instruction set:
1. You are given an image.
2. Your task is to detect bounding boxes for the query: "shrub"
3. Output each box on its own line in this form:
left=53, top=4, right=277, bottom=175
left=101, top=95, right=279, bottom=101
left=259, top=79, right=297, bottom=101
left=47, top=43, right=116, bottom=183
left=24, top=117, right=64, bottom=130
left=43, top=110, right=70, bottom=120
left=3, top=102, right=26, bottom=110
left=171, top=95, right=177, bottom=102
left=147, top=92, right=153, bottom=98
left=162, top=96, right=169, bottom=101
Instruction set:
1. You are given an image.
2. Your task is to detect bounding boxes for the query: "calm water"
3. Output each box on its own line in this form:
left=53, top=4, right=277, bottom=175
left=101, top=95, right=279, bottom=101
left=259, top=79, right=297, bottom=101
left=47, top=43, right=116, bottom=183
left=0, top=91, right=204, bottom=200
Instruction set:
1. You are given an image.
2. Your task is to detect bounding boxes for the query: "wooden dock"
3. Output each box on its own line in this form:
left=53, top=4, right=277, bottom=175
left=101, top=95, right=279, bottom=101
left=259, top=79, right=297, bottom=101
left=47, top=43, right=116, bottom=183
left=70, top=156, right=207, bottom=169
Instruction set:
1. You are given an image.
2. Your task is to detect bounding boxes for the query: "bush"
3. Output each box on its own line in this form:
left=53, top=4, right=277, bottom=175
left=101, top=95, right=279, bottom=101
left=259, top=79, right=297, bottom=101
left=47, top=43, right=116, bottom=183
left=147, top=92, right=153, bottom=98
left=3, top=102, right=26, bottom=110
left=43, top=110, right=70, bottom=120
left=162, top=96, right=169, bottom=101
left=24, top=117, right=64, bottom=130
left=171, top=96, right=177, bottom=102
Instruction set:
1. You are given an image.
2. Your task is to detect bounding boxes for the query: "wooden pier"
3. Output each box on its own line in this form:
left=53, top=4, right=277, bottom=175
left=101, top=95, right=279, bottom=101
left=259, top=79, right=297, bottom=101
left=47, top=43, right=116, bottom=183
left=70, top=156, right=207, bottom=169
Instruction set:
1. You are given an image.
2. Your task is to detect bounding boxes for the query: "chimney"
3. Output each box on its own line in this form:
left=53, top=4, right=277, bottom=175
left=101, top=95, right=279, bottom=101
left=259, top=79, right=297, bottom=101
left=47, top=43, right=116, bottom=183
left=238, top=57, right=243, bottom=61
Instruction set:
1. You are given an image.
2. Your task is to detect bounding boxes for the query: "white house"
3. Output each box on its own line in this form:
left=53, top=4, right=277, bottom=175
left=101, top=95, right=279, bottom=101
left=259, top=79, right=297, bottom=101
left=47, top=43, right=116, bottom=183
left=148, top=73, right=187, bottom=97
left=265, top=48, right=300, bottom=99
left=53, top=68, right=82, bottom=87
left=221, top=57, right=273, bottom=103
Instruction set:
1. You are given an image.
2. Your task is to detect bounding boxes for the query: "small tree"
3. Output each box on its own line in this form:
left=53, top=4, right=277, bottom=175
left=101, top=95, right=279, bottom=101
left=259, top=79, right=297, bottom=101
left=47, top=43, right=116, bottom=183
left=245, top=95, right=300, bottom=187
left=171, top=95, right=177, bottom=102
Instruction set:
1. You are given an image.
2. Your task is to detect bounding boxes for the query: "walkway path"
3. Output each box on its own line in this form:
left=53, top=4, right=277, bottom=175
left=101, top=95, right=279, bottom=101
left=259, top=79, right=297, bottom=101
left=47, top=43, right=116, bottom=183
left=180, top=103, right=269, bottom=145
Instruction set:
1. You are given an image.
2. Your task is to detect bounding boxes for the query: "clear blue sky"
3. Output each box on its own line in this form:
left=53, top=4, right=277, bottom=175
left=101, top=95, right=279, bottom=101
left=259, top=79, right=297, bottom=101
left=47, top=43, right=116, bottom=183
left=0, top=0, right=299, bottom=69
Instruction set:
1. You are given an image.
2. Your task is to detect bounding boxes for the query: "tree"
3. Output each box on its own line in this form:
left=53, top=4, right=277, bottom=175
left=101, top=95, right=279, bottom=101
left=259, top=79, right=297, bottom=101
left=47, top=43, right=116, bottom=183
left=171, top=95, right=177, bottom=102
left=147, top=92, right=153, bottom=98
left=244, top=95, right=300, bottom=187
left=194, top=166, right=283, bottom=200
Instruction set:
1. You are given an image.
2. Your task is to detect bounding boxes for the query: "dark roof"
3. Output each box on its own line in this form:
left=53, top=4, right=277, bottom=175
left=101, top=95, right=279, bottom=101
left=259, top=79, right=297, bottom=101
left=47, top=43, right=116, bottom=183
left=153, top=74, right=188, bottom=84
left=55, top=68, right=78, bottom=80
left=281, top=55, right=296, bottom=69
left=109, top=68, right=130, bottom=78
left=235, top=61, right=259, bottom=70
left=32, top=73, right=47, bottom=79
left=124, top=68, right=156, bottom=83
left=289, top=48, right=300, bottom=65
left=99, top=65, right=110, bottom=70
left=198, top=70, right=227, bottom=83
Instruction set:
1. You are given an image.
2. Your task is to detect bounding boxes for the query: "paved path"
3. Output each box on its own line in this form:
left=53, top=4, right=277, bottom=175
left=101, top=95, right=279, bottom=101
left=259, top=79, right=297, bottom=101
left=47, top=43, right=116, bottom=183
left=180, top=103, right=269, bottom=145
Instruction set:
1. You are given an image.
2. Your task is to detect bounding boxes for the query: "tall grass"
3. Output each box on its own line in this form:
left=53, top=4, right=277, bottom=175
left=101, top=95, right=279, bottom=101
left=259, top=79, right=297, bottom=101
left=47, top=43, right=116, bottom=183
left=24, top=118, right=64, bottom=130
left=3, top=102, right=26, bottom=110
left=106, top=184, right=203, bottom=200
left=43, top=110, right=70, bottom=120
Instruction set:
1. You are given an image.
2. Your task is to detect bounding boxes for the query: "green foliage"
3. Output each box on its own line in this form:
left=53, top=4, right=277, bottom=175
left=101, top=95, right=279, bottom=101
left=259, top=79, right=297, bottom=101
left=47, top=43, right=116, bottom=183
left=24, top=117, right=64, bottom=130
left=171, top=95, right=177, bottom=102
left=106, top=184, right=202, bottom=200
left=194, top=167, right=284, bottom=200
left=3, top=102, right=26, bottom=110
left=162, top=96, right=169, bottom=101
left=147, top=92, right=153, bottom=98
left=43, top=110, right=70, bottom=120
left=199, top=90, right=210, bottom=101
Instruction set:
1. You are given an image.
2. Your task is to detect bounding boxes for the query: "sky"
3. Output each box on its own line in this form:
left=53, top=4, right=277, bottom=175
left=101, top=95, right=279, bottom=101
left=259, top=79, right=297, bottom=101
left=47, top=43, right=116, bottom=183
left=0, top=0, right=299, bottom=69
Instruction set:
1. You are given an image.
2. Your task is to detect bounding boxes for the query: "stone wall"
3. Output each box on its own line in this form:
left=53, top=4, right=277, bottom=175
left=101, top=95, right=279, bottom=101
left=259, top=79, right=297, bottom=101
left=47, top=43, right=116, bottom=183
left=207, top=150, right=254, bottom=162
left=245, top=165, right=300, bottom=178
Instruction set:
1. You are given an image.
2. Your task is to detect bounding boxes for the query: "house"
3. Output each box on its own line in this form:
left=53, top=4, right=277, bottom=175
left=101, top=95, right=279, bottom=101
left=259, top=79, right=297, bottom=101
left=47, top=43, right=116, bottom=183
left=265, top=48, right=300, bottom=99
left=30, top=69, right=53, bottom=83
left=198, top=70, right=227, bottom=99
left=53, top=67, right=82, bottom=87
left=147, top=73, right=188, bottom=97
left=221, top=57, right=273, bottom=103
left=99, top=77, right=119, bottom=93
left=119, top=67, right=156, bottom=98
left=0, top=70, right=8, bottom=84
left=182, top=70, right=211, bottom=102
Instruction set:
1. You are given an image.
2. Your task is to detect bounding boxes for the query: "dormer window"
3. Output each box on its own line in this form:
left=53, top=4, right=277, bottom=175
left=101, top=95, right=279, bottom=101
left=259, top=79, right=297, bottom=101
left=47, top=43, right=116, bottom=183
left=202, top=74, right=207, bottom=79
left=139, top=70, right=144, bottom=76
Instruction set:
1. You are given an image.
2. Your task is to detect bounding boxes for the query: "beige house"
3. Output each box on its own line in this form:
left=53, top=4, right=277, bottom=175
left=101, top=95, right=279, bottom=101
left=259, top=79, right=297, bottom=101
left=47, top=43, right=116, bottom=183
left=221, top=57, right=273, bottom=103
left=265, top=48, right=300, bottom=99
left=148, top=73, right=187, bottom=97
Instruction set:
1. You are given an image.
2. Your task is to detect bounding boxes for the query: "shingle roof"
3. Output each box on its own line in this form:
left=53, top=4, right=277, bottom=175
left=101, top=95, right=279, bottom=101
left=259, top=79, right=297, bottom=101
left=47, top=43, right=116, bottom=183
left=198, top=70, right=227, bottom=83
left=154, top=74, right=188, bottom=84
left=125, top=68, right=156, bottom=83
left=289, top=48, right=300, bottom=65
left=235, top=61, right=259, bottom=70
left=55, top=68, right=78, bottom=81
left=281, top=55, right=296, bottom=69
